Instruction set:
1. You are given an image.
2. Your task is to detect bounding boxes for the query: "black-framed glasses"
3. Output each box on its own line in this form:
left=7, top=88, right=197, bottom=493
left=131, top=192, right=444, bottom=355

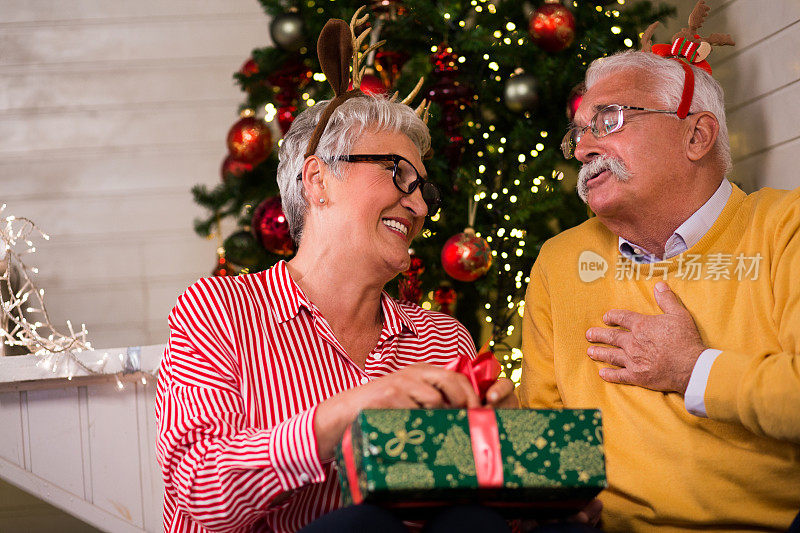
left=561, top=104, right=694, bottom=159
left=334, top=153, right=441, bottom=217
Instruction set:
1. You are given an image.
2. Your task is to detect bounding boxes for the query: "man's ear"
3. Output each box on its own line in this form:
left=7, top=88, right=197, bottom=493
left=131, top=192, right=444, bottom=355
left=686, top=111, right=720, bottom=162
left=300, top=156, right=328, bottom=204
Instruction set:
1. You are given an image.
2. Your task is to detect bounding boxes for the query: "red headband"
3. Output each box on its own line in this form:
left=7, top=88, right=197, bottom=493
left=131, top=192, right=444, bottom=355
left=639, top=1, right=735, bottom=119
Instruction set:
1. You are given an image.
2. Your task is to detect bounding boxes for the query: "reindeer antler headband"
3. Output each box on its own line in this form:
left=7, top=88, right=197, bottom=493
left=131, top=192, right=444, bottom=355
left=304, top=6, right=430, bottom=158
left=639, top=0, right=734, bottom=118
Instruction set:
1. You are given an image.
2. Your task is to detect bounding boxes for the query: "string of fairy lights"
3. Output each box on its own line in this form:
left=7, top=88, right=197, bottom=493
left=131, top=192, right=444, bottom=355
left=0, top=205, right=157, bottom=388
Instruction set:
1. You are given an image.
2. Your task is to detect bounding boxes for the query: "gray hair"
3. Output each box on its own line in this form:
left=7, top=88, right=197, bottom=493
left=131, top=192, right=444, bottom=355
left=585, top=50, right=731, bottom=174
left=276, top=95, right=431, bottom=244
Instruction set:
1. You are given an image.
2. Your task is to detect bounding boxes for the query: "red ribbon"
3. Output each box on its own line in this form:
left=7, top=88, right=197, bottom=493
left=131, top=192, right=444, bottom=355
left=447, top=351, right=504, bottom=488
left=445, top=351, right=502, bottom=402
left=340, top=426, right=364, bottom=504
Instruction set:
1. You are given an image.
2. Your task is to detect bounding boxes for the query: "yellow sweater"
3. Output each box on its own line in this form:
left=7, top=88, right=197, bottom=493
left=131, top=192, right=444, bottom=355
left=519, top=184, right=800, bottom=532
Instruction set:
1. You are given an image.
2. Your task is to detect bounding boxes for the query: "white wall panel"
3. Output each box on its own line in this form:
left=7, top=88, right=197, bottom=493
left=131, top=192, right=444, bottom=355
left=3, top=0, right=261, bottom=24
left=733, top=136, right=800, bottom=192
left=0, top=64, right=241, bottom=112
left=25, top=388, right=85, bottom=497
left=0, top=145, right=220, bottom=200
left=0, top=104, right=235, bottom=156
left=0, top=392, right=24, bottom=467
left=0, top=18, right=269, bottom=67
left=87, top=384, right=144, bottom=527
left=701, top=2, right=800, bottom=63
left=728, top=78, right=800, bottom=160
left=715, top=23, right=800, bottom=108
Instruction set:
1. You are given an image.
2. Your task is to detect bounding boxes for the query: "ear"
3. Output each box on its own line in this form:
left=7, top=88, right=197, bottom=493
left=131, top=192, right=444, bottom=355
left=685, top=111, right=719, bottom=163
left=300, top=156, right=328, bottom=206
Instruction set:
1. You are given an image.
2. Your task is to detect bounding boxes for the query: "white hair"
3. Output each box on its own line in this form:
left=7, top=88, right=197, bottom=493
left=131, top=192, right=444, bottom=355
left=276, top=95, right=431, bottom=244
left=585, top=50, right=731, bottom=173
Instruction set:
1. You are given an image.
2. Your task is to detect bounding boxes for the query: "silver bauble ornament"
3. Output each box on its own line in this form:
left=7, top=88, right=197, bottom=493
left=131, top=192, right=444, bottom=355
left=504, top=74, right=539, bottom=113
left=270, top=13, right=305, bottom=52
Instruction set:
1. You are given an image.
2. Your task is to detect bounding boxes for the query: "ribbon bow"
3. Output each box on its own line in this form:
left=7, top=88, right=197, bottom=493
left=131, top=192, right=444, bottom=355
left=445, top=349, right=502, bottom=402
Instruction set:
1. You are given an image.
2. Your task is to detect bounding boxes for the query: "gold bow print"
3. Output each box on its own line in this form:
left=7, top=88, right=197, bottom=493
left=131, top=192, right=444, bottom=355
left=385, top=429, right=426, bottom=457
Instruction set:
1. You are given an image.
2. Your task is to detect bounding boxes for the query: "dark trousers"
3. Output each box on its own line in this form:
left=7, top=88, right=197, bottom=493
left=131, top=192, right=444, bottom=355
left=298, top=504, right=601, bottom=533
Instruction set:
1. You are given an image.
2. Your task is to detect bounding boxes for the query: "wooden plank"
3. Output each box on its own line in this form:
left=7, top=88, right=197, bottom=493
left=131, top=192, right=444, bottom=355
left=0, top=64, right=243, bottom=114
left=716, top=23, right=800, bottom=108
left=733, top=135, right=800, bottom=191
left=2, top=0, right=262, bottom=24
left=0, top=18, right=269, bottom=67
left=2, top=192, right=206, bottom=238
left=136, top=381, right=164, bottom=532
left=86, top=382, right=144, bottom=527
left=0, top=144, right=219, bottom=201
left=0, top=345, right=163, bottom=386
left=0, top=146, right=221, bottom=200
left=728, top=79, right=800, bottom=160
left=26, top=388, right=85, bottom=497
left=710, top=1, right=800, bottom=63
left=27, top=238, right=212, bottom=288
left=0, top=392, right=24, bottom=466
left=77, top=387, right=93, bottom=502
left=0, top=457, right=145, bottom=532
left=0, top=103, right=239, bottom=156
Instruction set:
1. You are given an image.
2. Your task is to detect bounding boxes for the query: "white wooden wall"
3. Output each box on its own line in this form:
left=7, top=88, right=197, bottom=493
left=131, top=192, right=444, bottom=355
left=656, top=0, right=800, bottom=192
left=0, top=0, right=267, bottom=351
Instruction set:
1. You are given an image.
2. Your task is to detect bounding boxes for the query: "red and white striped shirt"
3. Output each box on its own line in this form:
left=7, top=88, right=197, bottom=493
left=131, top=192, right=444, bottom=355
left=156, top=260, right=477, bottom=532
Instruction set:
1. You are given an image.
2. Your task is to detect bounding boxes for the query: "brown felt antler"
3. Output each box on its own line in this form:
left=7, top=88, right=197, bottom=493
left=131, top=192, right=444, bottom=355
left=304, top=6, right=430, bottom=158
left=640, top=22, right=659, bottom=51
left=672, top=0, right=710, bottom=41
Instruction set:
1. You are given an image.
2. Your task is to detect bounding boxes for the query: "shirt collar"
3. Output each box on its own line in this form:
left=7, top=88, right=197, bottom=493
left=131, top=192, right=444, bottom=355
left=380, top=292, right=418, bottom=338
left=618, top=179, right=732, bottom=262
left=266, top=261, right=417, bottom=338
left=265, top=260, right=311, bottom=323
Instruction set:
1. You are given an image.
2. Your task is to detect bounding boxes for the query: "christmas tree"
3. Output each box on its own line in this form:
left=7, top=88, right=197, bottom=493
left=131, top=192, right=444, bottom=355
left=191, top=0, right=674, bottom=379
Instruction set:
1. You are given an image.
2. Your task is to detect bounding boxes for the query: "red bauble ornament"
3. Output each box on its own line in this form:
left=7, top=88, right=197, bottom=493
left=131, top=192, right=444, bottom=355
left=566, top=82, right=586, bottom=121
left=239, top=58, right=259, bottom=77
left=252, top=196, right=295, bottom=256
left=221, top=155, right=253, bottom=182
left=277, top=105, right=297, bottom=134
left=433, top=283, right=457, bottom=316
left=226, top=116, right=272, bottom=165
left=353, top=73, right=387, bottom=95
left=528, top=2, right=576, bottom=53
left=441, top=228, right=492, bottom=282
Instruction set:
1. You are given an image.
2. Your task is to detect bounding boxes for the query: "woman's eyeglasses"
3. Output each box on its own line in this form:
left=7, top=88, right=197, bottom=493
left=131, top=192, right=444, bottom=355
left=299, top=153, right=441, bottom=216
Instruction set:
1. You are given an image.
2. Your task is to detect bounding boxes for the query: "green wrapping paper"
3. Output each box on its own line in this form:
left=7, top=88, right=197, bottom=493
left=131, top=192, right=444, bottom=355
left=334, top=408, right=606, bottom=519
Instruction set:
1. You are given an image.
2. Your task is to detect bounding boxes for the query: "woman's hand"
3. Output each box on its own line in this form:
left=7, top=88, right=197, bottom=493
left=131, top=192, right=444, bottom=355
left=485, top=377, right=518, bottom=408
left=314, top=363, right=481, bottom=460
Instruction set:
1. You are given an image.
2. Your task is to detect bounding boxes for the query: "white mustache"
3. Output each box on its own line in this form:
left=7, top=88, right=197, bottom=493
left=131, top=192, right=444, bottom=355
left=577, top=155, right=631, bottom=202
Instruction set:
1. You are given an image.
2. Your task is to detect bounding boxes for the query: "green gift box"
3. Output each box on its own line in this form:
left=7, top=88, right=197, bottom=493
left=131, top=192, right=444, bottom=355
left=334, top=408, right=606, bottom=519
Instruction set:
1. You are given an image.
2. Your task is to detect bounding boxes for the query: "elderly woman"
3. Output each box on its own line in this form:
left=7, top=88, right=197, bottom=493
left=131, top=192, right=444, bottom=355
left=156, top=93, right=519, bottom=533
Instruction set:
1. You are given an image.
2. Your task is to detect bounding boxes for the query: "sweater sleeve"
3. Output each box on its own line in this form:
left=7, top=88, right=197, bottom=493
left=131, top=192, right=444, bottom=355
left=155, top=280, right=326, bottom=532
left=704, top=191, right=800, bottom=444
left=519, top=254, right=564, bottom=409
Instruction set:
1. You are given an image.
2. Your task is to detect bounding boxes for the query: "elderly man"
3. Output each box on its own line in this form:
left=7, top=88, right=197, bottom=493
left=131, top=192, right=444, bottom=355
left=518, top=48, right=800, bottom=531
